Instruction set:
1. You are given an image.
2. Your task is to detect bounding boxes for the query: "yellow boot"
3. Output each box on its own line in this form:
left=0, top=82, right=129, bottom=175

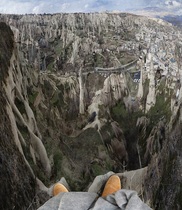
left=53, top=183, right=68, bottom=196
left=102, top=175, right=121, bottom=197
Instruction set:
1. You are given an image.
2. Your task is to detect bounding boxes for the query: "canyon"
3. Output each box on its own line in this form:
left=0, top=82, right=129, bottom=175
left=0, top=12, right=182, bottom=209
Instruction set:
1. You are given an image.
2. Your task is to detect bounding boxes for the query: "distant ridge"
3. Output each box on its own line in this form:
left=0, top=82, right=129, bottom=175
left=130, top=6, right=182, bottom=27
left=163, top=15, right=182, bottom=27
left=142, top=6, right=166, bottom=12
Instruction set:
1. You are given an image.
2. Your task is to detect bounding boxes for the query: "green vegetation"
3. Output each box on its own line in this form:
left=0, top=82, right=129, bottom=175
left=111, top=101, right=143, bottom=133
left=47, top=62, right=54, bottom=71
left=111, top=101, right=128, bottom=120
left=53, top=150, right=63, bottom=179
left=110, top=101, right=143, bottom=169
left=147, top=78, right=171, bottom=129
left=110, top=76, right=172, bottom=169
left=52, top=128, right=113, bottom=190
left=147, top=93, right=171, bottom=126
left=141, top=78, right=150, bottom=109
left=50, top=91, right=60, bottom=105
left=54, top=40, right=63, bottom=54
left=28, top=91, right=39, bottom=105
left=91, top=163, right=104, bottom=176
left=95, top=53, right=105, bottom=67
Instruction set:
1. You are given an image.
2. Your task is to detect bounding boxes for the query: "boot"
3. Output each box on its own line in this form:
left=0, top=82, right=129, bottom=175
left=101, top=175, right=121, bottom=197
left=53, top=183, right=69, bottom=196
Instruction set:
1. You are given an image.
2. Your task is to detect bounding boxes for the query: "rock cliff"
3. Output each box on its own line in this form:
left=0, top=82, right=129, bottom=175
left=0, top=12, right=182, bottom=209
left=0, top=22, right=36, bottom=210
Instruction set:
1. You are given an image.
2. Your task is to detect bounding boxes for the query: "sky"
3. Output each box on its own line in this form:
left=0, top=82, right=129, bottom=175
left=0, top=0, right=182, bottom=14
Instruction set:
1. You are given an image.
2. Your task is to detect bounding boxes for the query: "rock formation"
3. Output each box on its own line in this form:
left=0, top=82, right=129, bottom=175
left=0, top=22, right=36, bottom=210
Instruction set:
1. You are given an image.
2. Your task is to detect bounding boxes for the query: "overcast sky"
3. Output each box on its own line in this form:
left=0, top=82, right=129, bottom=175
left=0, top=0, right=182, bottom=14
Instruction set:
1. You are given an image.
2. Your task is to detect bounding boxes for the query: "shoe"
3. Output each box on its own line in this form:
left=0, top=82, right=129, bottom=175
left=101, top=175, right=121, bottom=197
left=53, top=183, right=68, bottom=196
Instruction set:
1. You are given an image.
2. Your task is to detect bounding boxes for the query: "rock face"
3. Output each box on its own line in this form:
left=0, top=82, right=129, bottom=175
left=144, top=122, right=182, bottom=209
left=1, top=12, right=182, bottom=209
left=0, top=22, right=36, bottom=210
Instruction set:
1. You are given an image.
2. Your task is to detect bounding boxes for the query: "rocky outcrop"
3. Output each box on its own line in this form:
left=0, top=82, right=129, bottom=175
left=144, top=120, right=182, bottom=209
left=0, top=22, right=36, bottom=210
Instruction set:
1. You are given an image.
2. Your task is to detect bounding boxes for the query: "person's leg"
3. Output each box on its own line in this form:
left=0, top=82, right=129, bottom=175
left=53, top=183, right=68, bottom=196
left=101, top=175, right=121, bottom=197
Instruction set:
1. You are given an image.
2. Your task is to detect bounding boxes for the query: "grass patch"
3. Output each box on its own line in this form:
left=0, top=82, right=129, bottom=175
left=28, top=91, right=39, bottom=105
left=147, top=78, right=171, bottom=130
left=111, top=101, right=143, bottom=131
left=53, top=150, right=63, bottom=179
left=47, top=62, right=54, bottom=71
